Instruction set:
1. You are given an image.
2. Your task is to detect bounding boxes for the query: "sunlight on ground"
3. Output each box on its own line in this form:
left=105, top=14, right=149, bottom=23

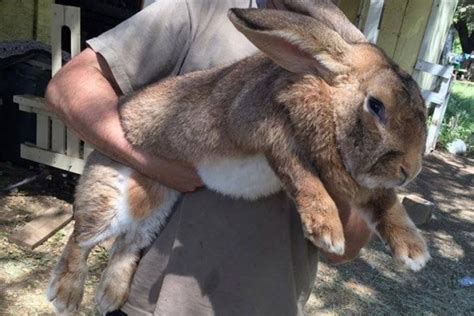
left=432, top=231, right=466, bottom=260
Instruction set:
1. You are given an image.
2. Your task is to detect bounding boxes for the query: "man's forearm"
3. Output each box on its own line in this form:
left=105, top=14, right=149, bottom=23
left=46, top=49, right=141, bottom=167
left=45, top=49, right=202, bottom=192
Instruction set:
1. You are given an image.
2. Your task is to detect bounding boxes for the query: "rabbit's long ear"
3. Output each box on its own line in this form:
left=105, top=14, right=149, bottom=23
left=272, top=0, right=367, bottom=44
left=229, top=8, right=351, bottom=80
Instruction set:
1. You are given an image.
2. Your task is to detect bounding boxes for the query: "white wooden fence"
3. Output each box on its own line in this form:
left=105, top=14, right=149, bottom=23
left=414, top=60, right=454, bottom=153
left=17, top=4, right=92, bottom=174
left=359, top=0, right=385, bottom=43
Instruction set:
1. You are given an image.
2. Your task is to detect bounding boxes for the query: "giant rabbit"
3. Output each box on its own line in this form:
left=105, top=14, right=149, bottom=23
left=48, top=4, right=430, bottom=314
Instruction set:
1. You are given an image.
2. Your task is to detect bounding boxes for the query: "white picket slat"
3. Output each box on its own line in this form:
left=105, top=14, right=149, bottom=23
left=361, top=0, right=385, bottom=43
left=36, top=115, right=50, bottom=150
left=67, top=130, right=81, bottom=158
left=421, top=90, right=445, bottom=106
left=51, top=119, right=66, bottom=154
left=83, top=143, right=94, bottom=160
left=415, top=60, right=453, bottom=80
left=414, top=60, right=454, bottom=153
left=51, top=4, right=64, bottom=77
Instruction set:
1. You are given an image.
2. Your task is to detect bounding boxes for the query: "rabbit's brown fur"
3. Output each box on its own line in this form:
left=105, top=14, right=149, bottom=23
left=48, top=6, right=429, bottom=315
left=128, top=171, right=168, bottom=220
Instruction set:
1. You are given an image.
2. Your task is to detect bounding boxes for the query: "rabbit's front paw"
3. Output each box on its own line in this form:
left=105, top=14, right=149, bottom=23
left=385, top=225, right=430, bottom=271
left=300, top=206, right=345, bottom=255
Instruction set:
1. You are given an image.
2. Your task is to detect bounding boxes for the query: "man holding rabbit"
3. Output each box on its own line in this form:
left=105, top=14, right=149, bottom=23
left=46, top=0, right=371, bottom=314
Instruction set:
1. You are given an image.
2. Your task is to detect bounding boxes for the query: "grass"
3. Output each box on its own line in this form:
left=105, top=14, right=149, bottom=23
left=437, top=81, right=474, bottom=154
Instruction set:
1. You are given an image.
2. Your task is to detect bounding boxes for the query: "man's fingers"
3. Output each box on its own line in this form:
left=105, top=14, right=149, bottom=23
left=187, top=171, right=204, bottom=186
left=156, top=160, right=204, bottom=192
left=171, top=162, right=204, bottom=186
left=134, top=152, right=205, bottom=192
left=178, top=173, right=204, bottom=191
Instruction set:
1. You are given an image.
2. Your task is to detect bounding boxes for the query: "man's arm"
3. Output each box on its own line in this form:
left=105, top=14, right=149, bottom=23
left=45, top=48, right=203, bottom=192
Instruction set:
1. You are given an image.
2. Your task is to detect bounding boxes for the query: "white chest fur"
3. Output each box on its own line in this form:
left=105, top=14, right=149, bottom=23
left=197, top=154, right=282, bottom=200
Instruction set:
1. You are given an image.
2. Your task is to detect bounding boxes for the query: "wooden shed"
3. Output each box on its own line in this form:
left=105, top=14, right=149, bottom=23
left=338, top=0, right=458, bottom=82
left=0, top=0, right=53, bottom=44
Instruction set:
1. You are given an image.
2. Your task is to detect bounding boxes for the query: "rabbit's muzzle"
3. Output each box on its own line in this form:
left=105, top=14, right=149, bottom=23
left=399, top=157, right=422, bottom=186
left=354, top=150, right=422, bottom=189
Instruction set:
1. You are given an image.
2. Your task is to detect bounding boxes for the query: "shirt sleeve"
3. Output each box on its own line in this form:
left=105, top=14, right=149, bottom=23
left=86, top=0, right=191, bottom=94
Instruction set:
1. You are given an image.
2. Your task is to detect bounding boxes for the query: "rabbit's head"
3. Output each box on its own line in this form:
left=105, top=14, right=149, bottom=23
left=229, top=8, right=427, bottom=189
left=335, top=50, right=427, bottom=189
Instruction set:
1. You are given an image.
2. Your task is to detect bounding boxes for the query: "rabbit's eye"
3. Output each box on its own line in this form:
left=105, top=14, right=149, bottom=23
left=367, top=97, right=385, bottom=123
left=382, top=150, right=404, bottom=160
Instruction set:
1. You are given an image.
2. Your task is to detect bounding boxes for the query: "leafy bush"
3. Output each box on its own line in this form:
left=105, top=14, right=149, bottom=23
left=437, top=82, right=474, bottom=154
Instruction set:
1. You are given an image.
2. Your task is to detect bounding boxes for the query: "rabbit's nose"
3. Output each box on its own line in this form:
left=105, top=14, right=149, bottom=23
left=400, top=166, right=408, bottom=184
left=400, top=159, right=422, bottom=185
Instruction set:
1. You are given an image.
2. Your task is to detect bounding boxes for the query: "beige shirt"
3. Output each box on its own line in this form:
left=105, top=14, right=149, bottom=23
left=88, top=0, right=258, bottom=93
left=87, top=1, right=318, bottom=315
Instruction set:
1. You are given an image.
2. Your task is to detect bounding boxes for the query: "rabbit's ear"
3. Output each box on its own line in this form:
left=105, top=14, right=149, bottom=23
left=271, top=0, right=367, bottom=44
left=229, top=8, right=351, bottom=80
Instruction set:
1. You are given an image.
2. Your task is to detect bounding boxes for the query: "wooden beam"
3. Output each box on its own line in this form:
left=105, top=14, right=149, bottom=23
left=66, top=129, right=81, bottom=158
left=415, top=60, right=453, bottom=80
left=361, top=0, right=385, bottom=43
left=51, top=4, right=80, bottom=76
left=425, top=81, right=453, bottom=153
left=65, top=5, right=81, bottom=57
left=413, top=60, right=454, bottom=153
left=14, top=94, right=47, bottom=110
left=51, top=118, right=66, bottom=154
left=21, top=143, right=85, bottom=174
left=9, top=206, right=73, bottom=249
left=51, top=4, right=64, bottom=76
left=83, top=143, right=94, bottom=160
left=15, top=95, right=53, bottom=150
left=421, top=90, right=446, bottom=105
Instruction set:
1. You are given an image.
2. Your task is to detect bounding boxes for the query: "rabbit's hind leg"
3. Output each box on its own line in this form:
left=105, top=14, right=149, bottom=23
left=95, top=233, right=141, bottom=314
left=47, top=232, right=92, bottom=314
left=95, top=181, right=180, bottom=314
left=48, top=160, right=129, bottom=314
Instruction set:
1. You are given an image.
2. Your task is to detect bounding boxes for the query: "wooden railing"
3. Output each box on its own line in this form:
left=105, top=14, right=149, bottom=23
left=415, top=60, right=454, bottom=153
left=16, top=4, right=91, bottom=174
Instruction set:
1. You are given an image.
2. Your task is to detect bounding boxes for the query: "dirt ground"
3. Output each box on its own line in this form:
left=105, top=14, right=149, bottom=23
left=0, top=150, right=472, bottom=315
left=0, top=163, right=106, bottom=315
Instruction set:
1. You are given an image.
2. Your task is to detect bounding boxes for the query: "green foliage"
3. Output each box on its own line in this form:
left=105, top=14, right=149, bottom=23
left=454, top=0, right=474, bottom=31
left=437, top=82, right=474, bottom=154
left=452, top=35, right=463, bottom=55
left=453, top=0, right=474, bottom=54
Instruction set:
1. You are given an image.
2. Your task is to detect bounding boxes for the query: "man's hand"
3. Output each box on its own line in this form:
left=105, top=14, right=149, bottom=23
left=133, top=150, right=203, bottom=192
left=322, top=197, right=373, bottom=264
left=45, top=48, right=203, bottom=192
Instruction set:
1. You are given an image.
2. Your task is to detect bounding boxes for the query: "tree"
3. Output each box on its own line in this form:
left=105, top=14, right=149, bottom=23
left=453, top=0, right=474, bottom=54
